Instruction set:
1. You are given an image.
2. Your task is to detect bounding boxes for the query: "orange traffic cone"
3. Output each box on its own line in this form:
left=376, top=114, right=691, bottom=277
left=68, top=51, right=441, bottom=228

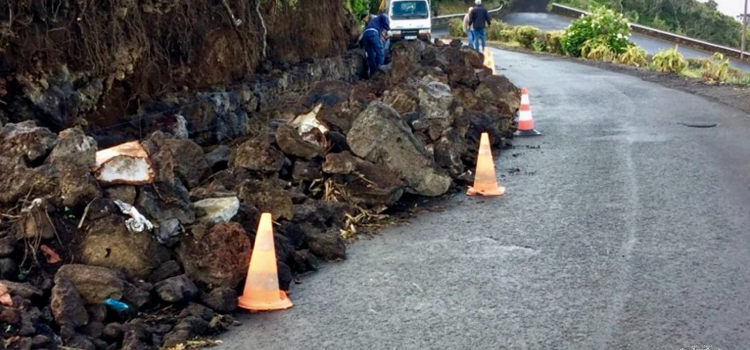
left=516, top=88, right=541, bottom=137
left=483, top=48, right=497, bottom=75
left=467, top=133, right=505, bottom=197
left=238, top=213, right=293, bottom=311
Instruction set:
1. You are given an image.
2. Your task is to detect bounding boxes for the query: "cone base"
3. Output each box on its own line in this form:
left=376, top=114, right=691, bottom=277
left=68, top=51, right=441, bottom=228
left=238, top=291, right=294, bottom=312
left=467, top=185, right=506, bottom=197
left=515, top=129, right=542, bottom=137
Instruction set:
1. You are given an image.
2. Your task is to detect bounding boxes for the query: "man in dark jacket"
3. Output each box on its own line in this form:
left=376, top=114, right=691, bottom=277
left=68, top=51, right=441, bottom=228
left=360, top=13, right=390, bottom=78
left=469, top=0, right=491, bottom=52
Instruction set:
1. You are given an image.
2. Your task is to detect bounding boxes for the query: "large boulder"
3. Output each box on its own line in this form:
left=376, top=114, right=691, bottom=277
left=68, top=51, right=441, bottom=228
left=136, top=179, right=196, bottom=225
left=143, top=133, right=210, bottom=189
left=347, top=103, right=452, bottom=197
left=176, top=222, right=252, bottom=288
left=0, top=159, right=58, bottom=206
left=475, top=75, right=521, bottom=115
left=301, top=81, right=358, bottom=133
left=274, top=124, right=325, bottom=160
left=382, top=87, right=419, bottom=117
left=50, top=277, right=89, bottom=328
left=415, top=82, right=462, bottom=141
left=236, top=179, right=293, bottom=220
left=55, top=265, right=126, bottom=304
left=434, top=128, right=468, bottom=178
left=0, top=121, right=57, bottom=165
left=47, top=127, right=97, bottom=170
left=154, top=275, right=198, bottom=303
left=322, top=152, right=404, bottom=207
left=388, top=41, right=427, bottom=85
left=80, top=215, right=163, bottom=279
left=229, top=135, right=285, bottom=173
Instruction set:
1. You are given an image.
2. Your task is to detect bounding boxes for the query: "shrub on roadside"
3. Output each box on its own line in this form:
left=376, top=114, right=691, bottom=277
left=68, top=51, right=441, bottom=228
left=513, top=26, right=541, bottom=49
left=687, top=57, right=711, bottom=70
left=580, top=37, right=616, bottom=61
left=560, top=7, right=632, bottom=57
left=532, top=35, right=548, bottom=52
left=616, top=45, right=648, bottom=67
left=701, top=53, right=731, bottom=83
left=449, top=18, right=465, bottom=37
left=487, top=21, right=510, bottom=41
left=545, top=31, right=565, bottom=54
left=651, top=47, right=687, bottom=73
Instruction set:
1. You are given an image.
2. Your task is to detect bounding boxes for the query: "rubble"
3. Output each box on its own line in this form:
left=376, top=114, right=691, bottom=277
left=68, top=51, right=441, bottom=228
left=0, top=40, right=520, bottom=349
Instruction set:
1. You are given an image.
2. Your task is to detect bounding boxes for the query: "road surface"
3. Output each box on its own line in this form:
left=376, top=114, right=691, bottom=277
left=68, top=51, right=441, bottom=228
left=218, top=48, right=750, bottom=349
left=504, top=12, right=750, bottom=71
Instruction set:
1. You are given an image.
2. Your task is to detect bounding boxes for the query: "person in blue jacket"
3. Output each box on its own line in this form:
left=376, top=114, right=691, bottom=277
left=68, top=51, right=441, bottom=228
left=360, top=12, right=390, bottom=78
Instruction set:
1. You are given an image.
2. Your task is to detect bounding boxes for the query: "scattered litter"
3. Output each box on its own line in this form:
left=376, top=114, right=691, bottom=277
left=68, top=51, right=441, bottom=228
left=40, top=245, right=61, bottom=264
left=94, top=141, right=155, bottom=186
left=113, top=200, right=154, bottom=233
left=104, top=298, right=131, bottom=312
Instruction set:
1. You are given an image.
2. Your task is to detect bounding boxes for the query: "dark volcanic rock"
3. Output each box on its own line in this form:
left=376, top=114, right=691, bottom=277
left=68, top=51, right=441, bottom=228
left=55, top=265, right=126, bottom=304
left=177, top=222, right=252, bottom=288
left=323, top=151, right=404, bottom=207
left=347, top=102, right=451, bottom=197
left=50, top=277, right=89, bottom=328
left=229, top=135, right=286, bottom=172
left=236, top=179, right=294, bottom=220
left=275, top=124, right=325, bottom=160
left=200, top=287, right=238, bottom=314
left=154, top=275, right=198, bottom=303
left=80, top=215, right=162, bottom=279
left=292, top=159, right=323, bottom=182
left=148, top=260, right=182, bottom=284
left=136, top=179, right=196, bottom=225
left=306, top=228, right=346, bottom=261
left=0, top=121, right=57, bottom=164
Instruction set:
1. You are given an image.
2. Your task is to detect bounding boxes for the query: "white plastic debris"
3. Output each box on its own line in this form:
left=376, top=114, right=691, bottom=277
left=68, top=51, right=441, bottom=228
left=290, top=104, right=328, bottom=134
left=113, top=200, right=153, bottom=233
left=193, top=197, right=240, bottom=224
left=93, top=141, right=155, bottom=186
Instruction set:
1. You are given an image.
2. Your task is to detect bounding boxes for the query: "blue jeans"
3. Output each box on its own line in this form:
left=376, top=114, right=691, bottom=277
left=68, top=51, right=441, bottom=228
left=363, top=30, right=384, bottom=77
left=473, top=28, right=487, bottom=52
left=467, top=30, right=476, bottom=47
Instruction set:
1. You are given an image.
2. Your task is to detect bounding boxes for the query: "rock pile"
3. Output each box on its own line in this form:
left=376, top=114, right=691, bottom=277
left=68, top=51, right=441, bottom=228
left=0, top=40, right=519, bottom=350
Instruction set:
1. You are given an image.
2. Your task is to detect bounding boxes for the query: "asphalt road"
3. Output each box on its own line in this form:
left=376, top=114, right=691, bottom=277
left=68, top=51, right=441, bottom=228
left=504, top=12, right=750, bottom=71
left=218, top=48, right=750, bottom=349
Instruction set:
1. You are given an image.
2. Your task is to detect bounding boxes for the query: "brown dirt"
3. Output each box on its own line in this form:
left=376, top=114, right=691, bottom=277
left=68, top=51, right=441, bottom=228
left=0, top=0, right=356, bottom=130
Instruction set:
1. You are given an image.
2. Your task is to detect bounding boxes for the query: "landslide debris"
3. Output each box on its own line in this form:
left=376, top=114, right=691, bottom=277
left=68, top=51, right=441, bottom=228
left=0, top=39, right=519, bottom=350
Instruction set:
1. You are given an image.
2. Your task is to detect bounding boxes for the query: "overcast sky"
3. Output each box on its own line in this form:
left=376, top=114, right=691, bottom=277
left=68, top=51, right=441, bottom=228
left=701, top=0, right=746, bottom=19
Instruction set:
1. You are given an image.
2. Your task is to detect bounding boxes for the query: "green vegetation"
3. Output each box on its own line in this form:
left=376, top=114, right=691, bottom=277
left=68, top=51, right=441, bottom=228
left=449, top=18, right=465, bottom=37
left=616, top=45, right=647, bottom=67
left=555, top=0, right=746, bottom=48
left=560, top=7, right=632, bottom=57
left=580, top=37, right=616, bottom=61
left=651, top=47, right=687, bottom=73
left=513, top=26, right=542, bottom=49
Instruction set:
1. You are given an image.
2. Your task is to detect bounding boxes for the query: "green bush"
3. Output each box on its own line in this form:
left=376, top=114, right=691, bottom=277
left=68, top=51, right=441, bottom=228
left=702, top=53, right=731, bottom=83
left=560, top=7, right=632, bottom=57
left=532, top=36, right=548, bottom=52
left=580, top=37, right=616, bottom=61
left=500, top=29, right=516, bottom=42
left=545, top=31, right=565, bottom=54
left=513, top=26, right=541, bottom=49
left=651, top=47, right=687, bottom=73
left=687, top=57, right=711, bottom=70
left=616, top=45, right=648, bottom=67
left=449, top=18, right=465, bottom=38
left=487, top=21, right=509, bottom=41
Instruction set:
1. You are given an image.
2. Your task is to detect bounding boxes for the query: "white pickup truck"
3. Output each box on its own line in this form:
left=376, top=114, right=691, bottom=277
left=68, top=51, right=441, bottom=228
left=385, top=0, right=432, bottom=42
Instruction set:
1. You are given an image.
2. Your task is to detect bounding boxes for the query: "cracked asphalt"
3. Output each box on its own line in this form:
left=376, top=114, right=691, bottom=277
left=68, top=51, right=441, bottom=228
left=218, top=47, right=750, bottom=349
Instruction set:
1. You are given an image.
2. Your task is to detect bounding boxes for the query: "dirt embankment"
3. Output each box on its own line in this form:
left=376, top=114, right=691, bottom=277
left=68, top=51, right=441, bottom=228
left=0, top=0, right=356, bottom=132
